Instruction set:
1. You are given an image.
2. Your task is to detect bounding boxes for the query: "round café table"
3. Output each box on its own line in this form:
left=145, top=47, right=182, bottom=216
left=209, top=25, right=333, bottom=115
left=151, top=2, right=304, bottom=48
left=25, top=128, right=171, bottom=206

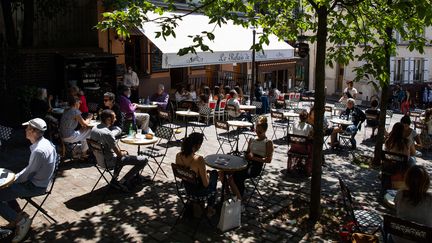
left=205, top=154, right=248, bottom=202
left=120, top=136, right=159, bottom=155
left=136, top=104, right=158, bottom=111
left=0, top=168, right=16, bottom=189
left=330, top=118, right=353, bottom=126
left=227, top=120, right=253, bottom=156
left=239, top=105, right=256, bottom=113
left=176, top=110, right=200, bottom=139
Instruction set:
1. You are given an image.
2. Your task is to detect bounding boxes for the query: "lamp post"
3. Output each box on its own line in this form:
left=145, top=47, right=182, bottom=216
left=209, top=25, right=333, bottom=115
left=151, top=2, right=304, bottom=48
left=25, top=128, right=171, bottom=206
left=251, top=28, right=256, bottom=100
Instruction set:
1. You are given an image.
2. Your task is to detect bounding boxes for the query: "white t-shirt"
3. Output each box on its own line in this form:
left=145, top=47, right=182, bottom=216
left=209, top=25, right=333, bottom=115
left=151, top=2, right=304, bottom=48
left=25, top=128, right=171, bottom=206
left=123, top=71, right=139, bottom=87
left=293, top=121, right=313, bottom=137
left=343, top=87, right=358, bottom=99
left=227, top=98, right=241, bottom=118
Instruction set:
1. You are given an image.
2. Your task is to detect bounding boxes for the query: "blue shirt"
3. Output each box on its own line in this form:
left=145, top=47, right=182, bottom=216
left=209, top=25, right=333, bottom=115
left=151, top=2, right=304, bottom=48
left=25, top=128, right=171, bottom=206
left=15, top=137, right=57, bottom=188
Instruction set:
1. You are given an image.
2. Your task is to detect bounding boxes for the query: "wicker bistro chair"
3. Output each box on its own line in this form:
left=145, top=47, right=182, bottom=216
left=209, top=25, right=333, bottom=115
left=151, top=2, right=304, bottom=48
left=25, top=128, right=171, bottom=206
left=338, top=177, right=383, bottom=234
left=382, top=214, right=432, bottom=243
left=0, top=125, right=13, bottom=151
left=333, top=102, right=346, bottom=116
left=251, top=101, right=263, bottom=114
left=139, top=126, right=174, bottom=180
left=171, top=163, right=215, bottom=234
left=339, top=121, right=363, bottom=149
left=324, top=105, right=333, bottom=119
left=270, top=110, right=289, bottom=140
left=287, top=134, right=311, bottom=174
left=214, top=99, right=227, bottom=121
left=225, top=104, right=237, bottom=120
left=21, top=155, right=60, bottom=223
left=214, top=120, right=237, bottom=154
left=158, top=110, right=183, bottom=141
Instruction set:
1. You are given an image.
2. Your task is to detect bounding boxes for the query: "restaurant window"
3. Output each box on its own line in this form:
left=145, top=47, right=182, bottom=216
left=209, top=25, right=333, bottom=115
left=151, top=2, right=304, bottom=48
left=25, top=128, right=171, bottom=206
left=150, top=43, right=165, bottom=73
left=412, top=58, right=424, bottom=82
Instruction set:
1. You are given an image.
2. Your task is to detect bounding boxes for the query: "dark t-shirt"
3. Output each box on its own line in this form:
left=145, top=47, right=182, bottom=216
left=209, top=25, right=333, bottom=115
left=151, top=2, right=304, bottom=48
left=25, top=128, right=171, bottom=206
left=365, top=108, right=380, bottom=126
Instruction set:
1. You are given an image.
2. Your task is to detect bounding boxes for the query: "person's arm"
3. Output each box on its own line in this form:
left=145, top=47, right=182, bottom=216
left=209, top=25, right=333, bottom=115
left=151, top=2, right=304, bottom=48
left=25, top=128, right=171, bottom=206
left=75, top=110, right=90, bottom=127
left=15, top=150, right=44, bottom=183
left=198, top=156, right=209, bottom=188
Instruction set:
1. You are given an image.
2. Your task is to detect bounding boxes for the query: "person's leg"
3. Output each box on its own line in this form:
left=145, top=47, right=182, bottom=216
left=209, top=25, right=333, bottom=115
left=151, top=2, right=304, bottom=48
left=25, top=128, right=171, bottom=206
left=117, top=155, right=148, bottom=183
left=345, top=125, right=358, bottom=148
left=78, top=128, right=92, bottom=153
left=0, top=182, right=45, bottom=223
left=135, top=113, right=150, bottom=132
left=232, top=169, right=249, bottom=198
left=205, top=170, right=218, bottom=206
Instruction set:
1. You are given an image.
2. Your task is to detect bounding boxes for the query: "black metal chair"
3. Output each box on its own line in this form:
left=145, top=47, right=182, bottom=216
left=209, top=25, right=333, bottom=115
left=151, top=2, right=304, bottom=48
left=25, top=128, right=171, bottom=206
left=158, top=110, right=182, bottom=141
left=339, top=121, right=363, bottom=149
left=214, top=120, right=237, bottom=154
left=380, top=151, right=409, bottom=191
left=87, top=139, right=118, bottom=192
left=21, top=155, right=60, bottom=223
left=270, top=110, right=289, bottom=140
left=287, top=134, right=311, bottom=174
left=382, top=214, right=432, bottom=243
left=139, top=126, right=173, bottom=180
left=338, top=177, right=382, bottom=234
left=244, top=162, right=267, bottom=207
left=171, top=163, right=214, bottom=234
left=0, top=125, right=13, bottom=151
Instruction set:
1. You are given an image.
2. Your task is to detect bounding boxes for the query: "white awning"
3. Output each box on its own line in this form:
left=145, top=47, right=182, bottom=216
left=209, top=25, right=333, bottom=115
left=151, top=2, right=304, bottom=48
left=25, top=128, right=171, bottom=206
left=139, top=12, right=294, bottom=68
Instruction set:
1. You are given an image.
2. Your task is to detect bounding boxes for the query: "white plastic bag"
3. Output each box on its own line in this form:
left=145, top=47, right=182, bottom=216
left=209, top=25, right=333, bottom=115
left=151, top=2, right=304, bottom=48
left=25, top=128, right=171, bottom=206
left=217, top=198, right=241, bottom=231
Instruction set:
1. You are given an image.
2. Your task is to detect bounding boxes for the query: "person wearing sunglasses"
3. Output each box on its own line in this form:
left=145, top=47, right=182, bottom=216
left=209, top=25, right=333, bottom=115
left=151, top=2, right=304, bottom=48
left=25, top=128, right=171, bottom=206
left=101, top=92, right=123, bottom=137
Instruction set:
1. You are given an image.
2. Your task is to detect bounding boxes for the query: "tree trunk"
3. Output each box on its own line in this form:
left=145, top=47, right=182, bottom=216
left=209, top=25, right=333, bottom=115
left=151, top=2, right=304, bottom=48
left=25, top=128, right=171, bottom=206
left=309, top=6, right=328, bottom=222
left=1, top=0, right=17, bottom=47
left=22, top=0, right=34, bottom=47
left=373, top=26, right=393, bottom=166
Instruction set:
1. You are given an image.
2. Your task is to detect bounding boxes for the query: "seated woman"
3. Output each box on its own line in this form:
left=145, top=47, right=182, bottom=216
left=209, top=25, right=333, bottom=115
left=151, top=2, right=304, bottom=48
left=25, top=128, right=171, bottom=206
left=59, top=96, right=92, bottom=156
left=231, top=116, right=273, bottom=200
left=392, top=165, right=432, bottom=242
left=401, top=115, right=422, bottom=152
left=175, top=133, right=218, bottom=215
left=385, top=122, right=416, bottom=166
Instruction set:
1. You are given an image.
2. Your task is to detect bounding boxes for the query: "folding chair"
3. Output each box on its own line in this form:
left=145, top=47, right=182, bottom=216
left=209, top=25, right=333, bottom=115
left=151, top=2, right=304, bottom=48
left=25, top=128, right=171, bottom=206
left=338, top=177, right=382, bottom=234
left=198, top=106, right=214, bottom=125
left=364, top=113, right=379, bottom=138
left=385, top=110, right=393, bottom=128
left=287, top=134, right=311, bottom=174
left=171, top=163, right=215, bottom=234
left=240, top=114, right=259, bottom=150
left=324, top=106, right=333, bottom=119
left=382, top=214, right=432, bottom=243
left=159, top=110, right=182, bottom=141
left=244, top=162, right=267, bottom=207
left=333, top=102, right=346, bottom=116
left=214, top=120, right=237, bottom=154
left=380, top=151, right=409, bottom=191
left=87, top=139, right=118, bottom=192
left=214, top=99, right=226, bottom=121
left=251, top=101, right=262, bottom=114
left=0, top=125, right=13, bottom=150
left=21, top=155, right=60, bottom=223
left=270, top=110, right=289, bottom=140
left=139, top=126, right=173, bottom=180
left=339, top=122, right=363, bottom=149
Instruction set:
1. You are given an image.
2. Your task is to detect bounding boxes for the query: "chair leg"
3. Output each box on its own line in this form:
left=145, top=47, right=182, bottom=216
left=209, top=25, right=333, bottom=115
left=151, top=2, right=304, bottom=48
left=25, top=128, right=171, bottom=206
left=151, top=157, right=169, bottom=181
left=26, top=197, right=57, bottom=223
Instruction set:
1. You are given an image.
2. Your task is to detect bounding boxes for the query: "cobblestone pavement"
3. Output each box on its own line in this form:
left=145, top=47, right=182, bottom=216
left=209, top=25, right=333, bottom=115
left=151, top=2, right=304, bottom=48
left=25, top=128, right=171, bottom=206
left=0, top=105, right=430, bottom=242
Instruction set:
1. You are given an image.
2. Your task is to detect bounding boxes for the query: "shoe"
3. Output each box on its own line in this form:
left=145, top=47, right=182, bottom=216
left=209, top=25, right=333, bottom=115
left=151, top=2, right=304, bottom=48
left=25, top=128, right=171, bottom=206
left=0, top=228, right=12, bottom=239
left=12, top=215, right=32, bottom=243
left=110, top=180, right=130, bottom=192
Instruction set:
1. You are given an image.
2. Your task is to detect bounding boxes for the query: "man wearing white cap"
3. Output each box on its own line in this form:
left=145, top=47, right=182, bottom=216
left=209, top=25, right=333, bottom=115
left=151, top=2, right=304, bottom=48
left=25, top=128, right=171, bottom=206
left=0, top=118, right=57, bottom=242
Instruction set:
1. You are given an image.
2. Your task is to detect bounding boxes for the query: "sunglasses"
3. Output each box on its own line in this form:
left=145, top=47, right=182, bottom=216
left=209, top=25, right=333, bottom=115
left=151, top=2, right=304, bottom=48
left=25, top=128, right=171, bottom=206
left=103, top=99, right=111, bottom=102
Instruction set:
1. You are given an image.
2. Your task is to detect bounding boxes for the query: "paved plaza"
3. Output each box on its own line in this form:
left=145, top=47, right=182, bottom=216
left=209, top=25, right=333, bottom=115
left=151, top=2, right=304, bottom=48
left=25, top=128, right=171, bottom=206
left=0, top=107, right=431, bottom=242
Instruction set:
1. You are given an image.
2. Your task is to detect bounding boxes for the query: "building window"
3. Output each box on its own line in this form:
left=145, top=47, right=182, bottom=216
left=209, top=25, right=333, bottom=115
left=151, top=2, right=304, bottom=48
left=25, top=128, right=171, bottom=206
left=394, top=58, right=404, bottom=83
left=412, top=58, right=424, bottom=82
left=150, top=43, right=165, bottom=73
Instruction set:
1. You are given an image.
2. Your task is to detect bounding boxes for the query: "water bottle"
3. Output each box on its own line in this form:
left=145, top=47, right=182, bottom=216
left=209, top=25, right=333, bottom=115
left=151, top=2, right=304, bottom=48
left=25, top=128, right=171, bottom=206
left=128, top=123, right=133, bottom=136
left=145, top=96, right=150, bottom=105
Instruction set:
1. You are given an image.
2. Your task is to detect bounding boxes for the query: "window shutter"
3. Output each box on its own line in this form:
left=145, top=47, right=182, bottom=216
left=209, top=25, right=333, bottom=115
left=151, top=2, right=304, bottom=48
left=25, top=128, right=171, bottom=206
left=408, top=58, right=415, bottom=84
left=403, top=58, right=410, bottom=84
left=390, top=57, right=395, bottom=84
left=423, top=58, right=429, bottom=82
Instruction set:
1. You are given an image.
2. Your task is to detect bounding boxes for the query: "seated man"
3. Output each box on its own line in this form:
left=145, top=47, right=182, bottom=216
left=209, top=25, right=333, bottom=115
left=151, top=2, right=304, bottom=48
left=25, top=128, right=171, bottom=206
left=0, top=118, right=57, bottom=242
left=149, top=84, right=170, bottom=131
left=331, top=98, right=366, bottom=149
left=90, top=109, right=148, bottom=191
left=118, top=85, right=151, bottom=133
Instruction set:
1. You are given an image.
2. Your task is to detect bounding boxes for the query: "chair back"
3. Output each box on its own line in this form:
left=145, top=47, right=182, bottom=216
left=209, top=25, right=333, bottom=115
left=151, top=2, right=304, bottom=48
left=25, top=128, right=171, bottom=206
left=0, top=125, right=13, bottom=145
left=215, top=120, right=230, bottom=131
left=155, top=126, right=174, bottom=141
left=324, top=106, right=332, bottom=113
left=199, top=106, right=212, bottom=115
left=334, top=102, right=346, bottom=110
left=45, top=152, right=61, bottom=195
left=271, top=110, right=284, bottom=120
left=338, top=177, right=358, bottom=227
left=293, top=93, right=301, bottom=101
left=288, top=92, right=295, bottom=100
left=87, top=139, right=109, bottom=169
left=158, top=110, right=171, bottom=124
left=383, top=214, right=432, bottom=243
left=287, top=134, right=310, bottom=146
left=252, top=101, right=262, bottom=109
left=171, top=163, right=199, bottom=185
left=219, top=99, right=227, bottom=110
left=209, top=100, right=217, bottom=110
left=381, top=150, right=409, bottom=171
left=292, top=108, right=304, bottom=114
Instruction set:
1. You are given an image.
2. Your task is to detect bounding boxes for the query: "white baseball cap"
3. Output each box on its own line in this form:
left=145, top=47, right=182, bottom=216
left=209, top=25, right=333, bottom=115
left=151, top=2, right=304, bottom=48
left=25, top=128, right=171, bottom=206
left=22, top=118, right=47, bottom=131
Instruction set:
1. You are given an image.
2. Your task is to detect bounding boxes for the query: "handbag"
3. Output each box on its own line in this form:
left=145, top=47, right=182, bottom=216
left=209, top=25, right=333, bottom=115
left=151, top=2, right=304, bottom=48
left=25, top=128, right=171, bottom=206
left=217, top=198, right=241, bottom=231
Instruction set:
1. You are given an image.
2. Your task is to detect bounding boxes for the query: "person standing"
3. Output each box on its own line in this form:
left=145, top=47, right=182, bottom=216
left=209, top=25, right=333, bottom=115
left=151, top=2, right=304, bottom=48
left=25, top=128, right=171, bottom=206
left=339, top=80, right=358, bottom=103
left=0, top=118, right=57, bottom=242
left=123, top=66, right=140, bottom=103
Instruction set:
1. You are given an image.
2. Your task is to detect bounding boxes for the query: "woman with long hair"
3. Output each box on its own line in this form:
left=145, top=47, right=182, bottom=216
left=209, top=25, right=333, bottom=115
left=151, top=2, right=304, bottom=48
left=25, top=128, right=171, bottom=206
left=392, top=165, right=432, bottom=242
left=231, top=116, right=273, bottom=200
left=175, top=133, right=218, bottom=215
left=385, top=122, right=416, bottom=166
